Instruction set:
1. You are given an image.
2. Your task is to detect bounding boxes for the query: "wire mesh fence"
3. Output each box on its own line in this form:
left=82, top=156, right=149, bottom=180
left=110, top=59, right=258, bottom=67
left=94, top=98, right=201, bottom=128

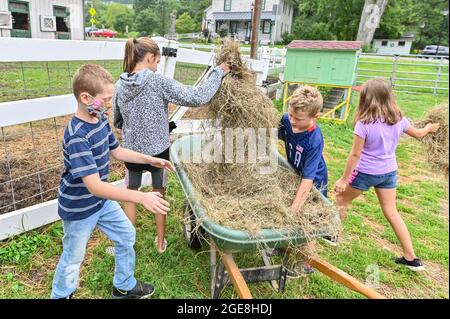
left=357, top=54, right=449, bottom=95
left=0, top=60, right=208, bottom=215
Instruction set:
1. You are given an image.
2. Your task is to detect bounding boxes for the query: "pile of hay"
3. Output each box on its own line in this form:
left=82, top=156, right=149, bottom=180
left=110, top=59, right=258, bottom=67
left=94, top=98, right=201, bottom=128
left=416, top=104, right=449, bottom=176
left=181, top=39, right=339, bottom=254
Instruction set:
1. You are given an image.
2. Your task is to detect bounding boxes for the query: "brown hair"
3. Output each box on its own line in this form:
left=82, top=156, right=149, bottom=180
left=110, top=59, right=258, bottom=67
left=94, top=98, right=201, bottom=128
left=123, top=37, right=161, bottom=73
left=72, top=64, right=114, bottom=102
left=289, top=86, right=323, bottom=117
left=354, top=78, right=403, bottom=125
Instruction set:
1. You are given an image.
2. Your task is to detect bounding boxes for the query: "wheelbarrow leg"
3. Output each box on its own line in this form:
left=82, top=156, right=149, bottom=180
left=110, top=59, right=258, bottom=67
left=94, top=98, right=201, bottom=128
left=260, top=249, right=279, bottom=291
left=212, top=258, right=226, bottom=299
left=278, top=248, right=289, bottom=293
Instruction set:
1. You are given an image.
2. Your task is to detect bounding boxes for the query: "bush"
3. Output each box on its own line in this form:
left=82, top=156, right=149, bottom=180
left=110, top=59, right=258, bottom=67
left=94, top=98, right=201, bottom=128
left=281, top=32, right=295, bottom=45
left=362, top=43, right=376, bottom=53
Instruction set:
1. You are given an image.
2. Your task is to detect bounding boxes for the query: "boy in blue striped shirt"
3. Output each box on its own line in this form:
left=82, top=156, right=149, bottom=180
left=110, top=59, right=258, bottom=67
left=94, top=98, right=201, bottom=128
left=51, top=64, right=175, bottom=299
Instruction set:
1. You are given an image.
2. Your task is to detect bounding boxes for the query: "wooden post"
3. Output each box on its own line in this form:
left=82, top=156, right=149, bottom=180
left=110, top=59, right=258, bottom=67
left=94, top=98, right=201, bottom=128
left=309, top=256, right=386, bottom=299
left=250, top=0, right=262, bottom=59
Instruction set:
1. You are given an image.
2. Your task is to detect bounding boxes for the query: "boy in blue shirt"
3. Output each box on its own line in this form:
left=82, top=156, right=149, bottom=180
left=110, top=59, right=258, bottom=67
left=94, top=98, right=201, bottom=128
left=278, top=86, right=329, bottom=275
left=51, top=64, right=175, bottom=299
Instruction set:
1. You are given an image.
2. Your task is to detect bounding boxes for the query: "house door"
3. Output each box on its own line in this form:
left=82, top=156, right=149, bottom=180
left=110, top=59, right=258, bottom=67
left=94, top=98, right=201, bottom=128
left=9, top=0, right=31, bottom=38
left=245, top=21, right=251, bottom=41
left=54, top=6, right=70, bottom=40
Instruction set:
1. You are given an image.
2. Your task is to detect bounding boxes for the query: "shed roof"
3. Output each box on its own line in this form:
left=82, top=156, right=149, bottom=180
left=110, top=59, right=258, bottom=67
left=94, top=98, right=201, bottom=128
left=287, top=40, right=363, bottom=50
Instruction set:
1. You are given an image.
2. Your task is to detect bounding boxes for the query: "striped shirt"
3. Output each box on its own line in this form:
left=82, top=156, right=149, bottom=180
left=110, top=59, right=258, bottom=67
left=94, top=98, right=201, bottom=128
left=58, top=115, right=119, bottom=221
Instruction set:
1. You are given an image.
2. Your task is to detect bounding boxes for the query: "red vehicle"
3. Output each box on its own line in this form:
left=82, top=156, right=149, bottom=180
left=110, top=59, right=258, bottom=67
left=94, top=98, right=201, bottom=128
left=91, top=29, right=118, bottom=38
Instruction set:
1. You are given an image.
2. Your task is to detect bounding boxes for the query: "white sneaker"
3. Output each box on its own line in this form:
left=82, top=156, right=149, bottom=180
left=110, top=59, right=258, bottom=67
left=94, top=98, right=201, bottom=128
left=154, top=236, right=167, bottom=253
left=105, top=246, right=115, bottom=256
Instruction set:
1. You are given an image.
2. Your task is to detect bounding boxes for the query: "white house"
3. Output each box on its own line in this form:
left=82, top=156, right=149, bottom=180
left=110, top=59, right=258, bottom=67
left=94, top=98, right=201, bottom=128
left=0, top=0, right=84, bottom=40
left=203, top=0, right=294, bottom=44
left=373, top=32, right=415, bottom=55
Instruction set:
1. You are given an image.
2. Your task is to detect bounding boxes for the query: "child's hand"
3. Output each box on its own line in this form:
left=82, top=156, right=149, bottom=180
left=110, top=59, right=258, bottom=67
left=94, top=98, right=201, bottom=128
left=148, top=157, right=176, bottom=172
left=334, top=178, right=348, bottom=194
left=426, top=123, right=440, bottom=133
left=219, top=63, right=230, bottom=75
left=140, top=192, right=170, bottom=215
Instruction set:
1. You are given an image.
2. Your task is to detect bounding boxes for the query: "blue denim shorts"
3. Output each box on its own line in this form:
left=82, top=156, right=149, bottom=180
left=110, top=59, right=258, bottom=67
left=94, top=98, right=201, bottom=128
left=349, top=170, right=397, bottom=191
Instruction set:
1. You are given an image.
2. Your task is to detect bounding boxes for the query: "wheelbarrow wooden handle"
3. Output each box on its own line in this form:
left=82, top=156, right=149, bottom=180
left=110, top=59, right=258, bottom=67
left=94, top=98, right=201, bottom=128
left=220, top=251, right=253, bottom=299
left=309, top=256, right=386, bottom=299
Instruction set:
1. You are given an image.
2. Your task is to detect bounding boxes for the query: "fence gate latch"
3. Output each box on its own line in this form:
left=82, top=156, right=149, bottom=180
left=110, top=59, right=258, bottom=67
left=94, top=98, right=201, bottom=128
left=162, top=47, right=177, bottom=58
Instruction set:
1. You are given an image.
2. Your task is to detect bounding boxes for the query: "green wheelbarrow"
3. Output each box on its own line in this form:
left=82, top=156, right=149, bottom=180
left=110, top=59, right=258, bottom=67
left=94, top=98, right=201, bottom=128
left=170, top=134, right=385, bottom=299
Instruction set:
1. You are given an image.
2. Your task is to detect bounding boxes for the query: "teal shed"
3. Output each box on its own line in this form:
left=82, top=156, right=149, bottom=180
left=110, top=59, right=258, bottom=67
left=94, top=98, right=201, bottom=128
left=284, top=40, right=363, bottom=87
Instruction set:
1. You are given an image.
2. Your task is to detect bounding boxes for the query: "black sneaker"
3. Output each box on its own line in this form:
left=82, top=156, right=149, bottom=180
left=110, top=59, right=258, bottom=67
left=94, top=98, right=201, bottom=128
left=394, top=257, right=425, bottom=272
left=111, top=280, right=155, bottom=299
left=321, top=235, right=339, bottom=247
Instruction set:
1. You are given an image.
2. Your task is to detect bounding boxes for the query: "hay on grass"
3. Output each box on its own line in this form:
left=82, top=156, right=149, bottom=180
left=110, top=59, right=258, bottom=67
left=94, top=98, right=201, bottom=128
left=416, top=104, right=449, bottom=176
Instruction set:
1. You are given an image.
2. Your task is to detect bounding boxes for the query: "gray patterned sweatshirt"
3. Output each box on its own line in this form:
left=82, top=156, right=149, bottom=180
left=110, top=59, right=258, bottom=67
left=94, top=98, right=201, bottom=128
left=113, top=67, right=225, bottom=156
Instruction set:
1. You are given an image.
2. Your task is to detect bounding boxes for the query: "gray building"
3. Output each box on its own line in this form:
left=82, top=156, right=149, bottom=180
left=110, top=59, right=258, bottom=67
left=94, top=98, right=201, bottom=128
left=203, top=0, right=294, bottom=44
left=0, top=0, right=84, bottom=40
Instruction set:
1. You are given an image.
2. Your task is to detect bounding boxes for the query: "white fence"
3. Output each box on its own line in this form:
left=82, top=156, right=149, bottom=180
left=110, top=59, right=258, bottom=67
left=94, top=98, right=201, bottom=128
left=0, top=37, right=281, bottom=241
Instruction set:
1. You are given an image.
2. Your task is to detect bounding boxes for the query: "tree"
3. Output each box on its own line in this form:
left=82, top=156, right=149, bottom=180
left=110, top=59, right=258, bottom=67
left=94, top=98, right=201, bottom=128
left=134, top=9, right=160, bottom=35
left=357, top=0, right=390, bottom=44
left=84, top=0, right=108, bottom=28
left=103, top=3, right=134, bottom=32
left=176, top=12, right=197, bottom=34
left=134, top=0, right=180, bottom=35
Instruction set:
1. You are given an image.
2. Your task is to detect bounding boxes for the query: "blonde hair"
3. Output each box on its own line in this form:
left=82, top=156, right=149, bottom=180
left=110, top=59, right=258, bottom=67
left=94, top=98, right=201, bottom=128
left=123, top=37, right=160, bottom=73
left=72, top=64, right=114, bottom=102
left=354, top=78, right=403, bottom=125
left=289, top=86, right=323, bottom=117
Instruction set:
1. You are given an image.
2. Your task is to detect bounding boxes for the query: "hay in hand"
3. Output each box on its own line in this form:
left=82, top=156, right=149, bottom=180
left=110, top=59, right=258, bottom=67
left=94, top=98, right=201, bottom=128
left=416, top=104, right=449, bottom=176
left=201, top=38, right=280, bottom=130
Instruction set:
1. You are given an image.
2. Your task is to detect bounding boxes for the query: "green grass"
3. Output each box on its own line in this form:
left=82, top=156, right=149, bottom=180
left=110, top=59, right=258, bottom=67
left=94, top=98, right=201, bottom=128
left=0, top=88, right=448, bottom=299
left=0, top=57, right=448, bottom=299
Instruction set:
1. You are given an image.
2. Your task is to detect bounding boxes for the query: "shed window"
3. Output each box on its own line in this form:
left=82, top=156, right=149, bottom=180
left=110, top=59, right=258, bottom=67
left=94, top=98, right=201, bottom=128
left=381, top=40, right=388, bottom=46
left=398, top=41, right=406, bottom=46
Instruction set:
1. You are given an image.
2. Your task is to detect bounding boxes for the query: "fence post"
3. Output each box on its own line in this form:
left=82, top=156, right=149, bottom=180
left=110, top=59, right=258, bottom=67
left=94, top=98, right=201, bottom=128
left=433, top=57, right=443, bottom=95
left=390, top=55, right=399, bottom=89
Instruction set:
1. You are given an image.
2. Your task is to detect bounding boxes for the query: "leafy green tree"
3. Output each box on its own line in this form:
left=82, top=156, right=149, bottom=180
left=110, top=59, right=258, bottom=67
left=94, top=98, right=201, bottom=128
left=134, top=9, right=160, bottom=35
left=176, top=12, right=197, bottom=34
left=103, top=3, right=134, bottom=32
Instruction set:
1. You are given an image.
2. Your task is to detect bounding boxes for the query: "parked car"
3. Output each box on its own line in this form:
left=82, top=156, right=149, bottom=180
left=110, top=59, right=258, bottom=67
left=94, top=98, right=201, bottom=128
left=420, top=45, right=449, bottom=58
left=85, top=27, right=99, bottom=37
left=91, top=29, right=118, bottom=38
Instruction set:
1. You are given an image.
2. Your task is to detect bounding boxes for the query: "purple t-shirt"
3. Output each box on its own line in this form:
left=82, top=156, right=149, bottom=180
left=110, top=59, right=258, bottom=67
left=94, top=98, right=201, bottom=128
left=354, top=117, right=410, bottom=175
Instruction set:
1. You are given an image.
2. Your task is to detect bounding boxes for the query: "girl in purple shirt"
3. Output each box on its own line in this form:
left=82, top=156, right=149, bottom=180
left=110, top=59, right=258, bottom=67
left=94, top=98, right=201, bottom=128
left=334, top=78, right=439, bottom=271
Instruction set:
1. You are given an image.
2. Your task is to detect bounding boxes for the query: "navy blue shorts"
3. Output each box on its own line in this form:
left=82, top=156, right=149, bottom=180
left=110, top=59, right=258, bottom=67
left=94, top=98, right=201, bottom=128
left=349, top=170, right=397, bottom=192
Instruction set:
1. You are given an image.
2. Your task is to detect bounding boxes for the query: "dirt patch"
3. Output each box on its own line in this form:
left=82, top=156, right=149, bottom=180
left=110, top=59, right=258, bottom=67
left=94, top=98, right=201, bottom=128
left=0, top=116, right=125, bottom=215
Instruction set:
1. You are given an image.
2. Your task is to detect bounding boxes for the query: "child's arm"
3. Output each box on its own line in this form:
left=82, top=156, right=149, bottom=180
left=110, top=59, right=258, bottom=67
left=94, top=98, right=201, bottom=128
left=291, top=179, right=314, bottom=212
left=334, top=134, right=365, bottom=194
left=113, top=94, right=124, bottom=129
left=404, top=123, right=440, bottom=138
left=158, top=63, right=229, bottom=106
left=82, top=173, right=170, bottom=215
left=110, top=146, right=175, bottom=172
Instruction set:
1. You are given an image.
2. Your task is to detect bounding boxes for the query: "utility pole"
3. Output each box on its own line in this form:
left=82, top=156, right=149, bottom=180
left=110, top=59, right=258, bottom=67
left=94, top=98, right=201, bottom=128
left=250, top=0, right=262, bottom=59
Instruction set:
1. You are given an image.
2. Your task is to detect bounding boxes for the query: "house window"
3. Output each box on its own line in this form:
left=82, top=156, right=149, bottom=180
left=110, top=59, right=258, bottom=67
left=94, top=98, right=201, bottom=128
left=398, top=41, right=406, bottom=46
left=53, top=6, right=69, bottom=33
left=224, top=0, right=231, bottom=11
left=263, top=20, right=271, bottom=34
left=381, top=40, right=388, bottom=46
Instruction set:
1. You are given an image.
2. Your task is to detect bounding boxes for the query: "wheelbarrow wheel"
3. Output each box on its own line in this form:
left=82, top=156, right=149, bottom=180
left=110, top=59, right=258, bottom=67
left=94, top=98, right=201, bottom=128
left=182, top=201, right=204, bottom=250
